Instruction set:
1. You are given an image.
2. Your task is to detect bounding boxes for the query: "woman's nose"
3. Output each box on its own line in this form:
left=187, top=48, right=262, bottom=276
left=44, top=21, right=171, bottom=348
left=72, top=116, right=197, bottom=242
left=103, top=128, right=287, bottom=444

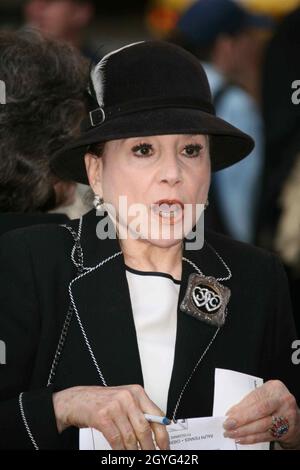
left=159, top=155, right=182, bottom=186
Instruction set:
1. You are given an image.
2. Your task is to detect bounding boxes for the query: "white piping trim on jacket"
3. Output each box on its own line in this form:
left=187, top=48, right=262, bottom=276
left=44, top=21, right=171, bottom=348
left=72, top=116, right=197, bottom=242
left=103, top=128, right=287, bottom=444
left=19, top=392, right=39, bottom=450
left=68, top=251, right=122, bottom=386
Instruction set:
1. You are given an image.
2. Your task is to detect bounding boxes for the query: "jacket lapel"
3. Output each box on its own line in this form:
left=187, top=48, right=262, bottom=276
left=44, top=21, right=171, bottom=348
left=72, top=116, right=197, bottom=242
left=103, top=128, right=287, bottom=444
left=69, top=210, right=230, bottom=417
left=70, top=210, right=144, bottom=388
left=166, top=238, right=228, bottom=419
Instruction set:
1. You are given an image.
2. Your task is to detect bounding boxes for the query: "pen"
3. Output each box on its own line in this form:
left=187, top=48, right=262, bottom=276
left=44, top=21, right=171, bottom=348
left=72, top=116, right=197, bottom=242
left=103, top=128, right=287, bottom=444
left=144, top=414, right=171, bottom=425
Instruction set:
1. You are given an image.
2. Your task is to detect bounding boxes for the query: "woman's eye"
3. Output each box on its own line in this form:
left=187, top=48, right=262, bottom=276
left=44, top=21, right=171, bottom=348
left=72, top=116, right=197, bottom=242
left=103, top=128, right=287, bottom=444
left=182, top=144, right=203, bottom=158
left=132, top=143, right=153, bottom=157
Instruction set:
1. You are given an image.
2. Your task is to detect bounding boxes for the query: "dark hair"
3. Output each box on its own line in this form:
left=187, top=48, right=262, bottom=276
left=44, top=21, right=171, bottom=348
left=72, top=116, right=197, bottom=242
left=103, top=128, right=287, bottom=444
left=87, top=142, right=106, bottom=158
left=0, top=28, right=88, bottom=212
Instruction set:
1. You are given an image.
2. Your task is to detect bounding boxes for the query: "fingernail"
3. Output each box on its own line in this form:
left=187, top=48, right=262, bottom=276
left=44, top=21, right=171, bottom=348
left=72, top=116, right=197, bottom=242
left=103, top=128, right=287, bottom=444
left=223, top=419, right=237, bottom=430
left=223, top=430, right=237, bottom=438
left=235, top=439, right=242, bottom=444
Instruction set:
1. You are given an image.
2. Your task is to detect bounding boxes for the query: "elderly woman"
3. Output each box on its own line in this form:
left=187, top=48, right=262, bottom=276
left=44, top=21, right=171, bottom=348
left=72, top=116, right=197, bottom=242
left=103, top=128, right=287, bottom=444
left=0, top=41, right=299, bottom=450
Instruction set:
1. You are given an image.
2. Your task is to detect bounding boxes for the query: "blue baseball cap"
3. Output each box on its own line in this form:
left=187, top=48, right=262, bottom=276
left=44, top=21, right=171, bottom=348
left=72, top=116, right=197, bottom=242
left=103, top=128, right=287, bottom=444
left=177, top=0, right=273, bottom=45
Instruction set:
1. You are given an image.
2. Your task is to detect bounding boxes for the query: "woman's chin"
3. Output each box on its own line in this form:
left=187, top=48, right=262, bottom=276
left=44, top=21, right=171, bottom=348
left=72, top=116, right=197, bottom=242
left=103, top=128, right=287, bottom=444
left=146, top=236, right=183, bottom=249
left=137, top=226, right=186, bottom=248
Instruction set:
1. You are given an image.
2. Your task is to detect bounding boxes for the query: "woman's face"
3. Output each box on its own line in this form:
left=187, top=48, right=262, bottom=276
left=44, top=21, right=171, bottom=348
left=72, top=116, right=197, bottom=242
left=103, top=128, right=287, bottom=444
left=85, top=134, right=211, bottom=248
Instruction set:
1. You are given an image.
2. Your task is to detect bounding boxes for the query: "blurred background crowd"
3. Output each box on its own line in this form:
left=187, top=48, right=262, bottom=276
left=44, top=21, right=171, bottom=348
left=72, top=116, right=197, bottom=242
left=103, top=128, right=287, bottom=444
left=0, top=0, right=299, bottom=333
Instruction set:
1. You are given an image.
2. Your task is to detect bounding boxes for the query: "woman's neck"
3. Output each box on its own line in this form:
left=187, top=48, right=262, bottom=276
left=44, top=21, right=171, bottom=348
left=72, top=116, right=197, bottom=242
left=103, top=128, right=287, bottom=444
left=119, top=238, right=183, bottom=281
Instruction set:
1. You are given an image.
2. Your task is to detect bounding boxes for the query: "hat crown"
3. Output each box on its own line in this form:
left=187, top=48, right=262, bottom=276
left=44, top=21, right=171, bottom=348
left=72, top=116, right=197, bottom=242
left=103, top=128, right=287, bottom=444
left=90, top=41, right=213, bottom=111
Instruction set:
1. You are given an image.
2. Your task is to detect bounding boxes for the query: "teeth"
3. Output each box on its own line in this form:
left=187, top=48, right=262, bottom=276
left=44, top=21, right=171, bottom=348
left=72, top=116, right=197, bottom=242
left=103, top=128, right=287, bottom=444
left=152, top=202, right=182, bottom=218
left=159, top=211, right=176, bottom=217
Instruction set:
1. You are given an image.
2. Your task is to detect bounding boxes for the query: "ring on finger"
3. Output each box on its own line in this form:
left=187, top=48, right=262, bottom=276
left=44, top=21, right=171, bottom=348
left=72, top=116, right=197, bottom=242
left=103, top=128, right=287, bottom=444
left=269, top=416, right=289, bottom=440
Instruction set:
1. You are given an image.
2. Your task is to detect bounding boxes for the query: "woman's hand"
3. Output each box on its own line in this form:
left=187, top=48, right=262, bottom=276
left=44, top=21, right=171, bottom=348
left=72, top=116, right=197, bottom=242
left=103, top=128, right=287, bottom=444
left=52, top=384, right=170, bottom=450
left=223, top=380, right=300, bottom=449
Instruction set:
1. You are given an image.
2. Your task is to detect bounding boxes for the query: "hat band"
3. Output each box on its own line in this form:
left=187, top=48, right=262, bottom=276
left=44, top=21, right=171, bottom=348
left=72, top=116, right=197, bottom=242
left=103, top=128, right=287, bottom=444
left=83, top=97, right=215, bottom=130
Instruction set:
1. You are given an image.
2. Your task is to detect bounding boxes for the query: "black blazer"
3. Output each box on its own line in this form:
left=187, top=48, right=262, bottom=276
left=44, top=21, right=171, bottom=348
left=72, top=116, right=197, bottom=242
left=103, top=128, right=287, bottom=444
left=0, top=212, right=69, bottom=237
left=0, top=209, right=298, bottom=449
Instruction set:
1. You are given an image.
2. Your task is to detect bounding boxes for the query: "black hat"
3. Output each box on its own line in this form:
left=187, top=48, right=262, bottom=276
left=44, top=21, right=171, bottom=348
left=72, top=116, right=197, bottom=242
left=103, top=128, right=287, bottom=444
left=52, top=40, right=254, bottom=184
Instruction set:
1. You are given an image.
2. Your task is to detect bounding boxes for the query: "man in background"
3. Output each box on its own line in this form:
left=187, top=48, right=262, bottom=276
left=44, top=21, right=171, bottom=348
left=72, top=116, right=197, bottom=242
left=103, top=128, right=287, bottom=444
left=169, top=0, right=273, bottom=243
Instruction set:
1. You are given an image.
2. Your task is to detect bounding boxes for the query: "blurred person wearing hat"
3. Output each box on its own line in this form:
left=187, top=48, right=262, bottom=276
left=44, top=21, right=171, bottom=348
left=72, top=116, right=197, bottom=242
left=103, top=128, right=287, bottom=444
left=169, top=0, right=273, bottom=243
left=0, top=28, right=88, bottom=237
left=0, top=41, right=299, bottom=450
left=256, top=8, right=300, bottom=336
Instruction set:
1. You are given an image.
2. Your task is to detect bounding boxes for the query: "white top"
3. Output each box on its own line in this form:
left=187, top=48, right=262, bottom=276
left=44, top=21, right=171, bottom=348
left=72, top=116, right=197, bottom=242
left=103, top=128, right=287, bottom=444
left=125, top=267, right=180, bottom=413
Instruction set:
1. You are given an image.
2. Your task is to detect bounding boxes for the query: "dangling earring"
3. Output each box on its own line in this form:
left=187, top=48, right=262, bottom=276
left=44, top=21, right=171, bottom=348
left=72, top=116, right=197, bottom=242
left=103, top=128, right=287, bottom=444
left=204, top=199, right=209, bottom=210
left=93, top=194, right=104, bottom=211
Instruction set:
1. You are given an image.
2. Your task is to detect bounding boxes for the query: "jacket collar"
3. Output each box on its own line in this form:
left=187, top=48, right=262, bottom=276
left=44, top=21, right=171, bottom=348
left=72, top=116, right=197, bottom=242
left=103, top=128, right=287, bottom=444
left=69, top=209, right=231, bottom=418
left=73, top=209, right=227, bottom=276
left=75, top=208, right=121, bottom=269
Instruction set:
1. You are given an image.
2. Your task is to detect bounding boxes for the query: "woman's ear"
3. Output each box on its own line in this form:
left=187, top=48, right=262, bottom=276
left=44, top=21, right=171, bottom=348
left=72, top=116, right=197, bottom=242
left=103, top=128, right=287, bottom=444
left=84, top=153, right=103, bottom=196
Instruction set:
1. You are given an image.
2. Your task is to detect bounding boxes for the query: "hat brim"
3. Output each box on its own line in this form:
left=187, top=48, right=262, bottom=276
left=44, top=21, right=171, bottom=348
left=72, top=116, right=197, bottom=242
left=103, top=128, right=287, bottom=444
left=51, top=108, right=254, bottom=185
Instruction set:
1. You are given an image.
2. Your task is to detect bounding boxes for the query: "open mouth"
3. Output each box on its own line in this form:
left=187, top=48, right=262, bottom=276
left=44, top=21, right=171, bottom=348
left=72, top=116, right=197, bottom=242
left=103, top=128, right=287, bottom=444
left=151, top=199, right=184, bottom=221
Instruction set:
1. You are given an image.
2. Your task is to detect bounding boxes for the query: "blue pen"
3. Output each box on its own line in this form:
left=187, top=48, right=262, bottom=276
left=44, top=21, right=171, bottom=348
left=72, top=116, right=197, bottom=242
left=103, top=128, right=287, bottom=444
left=144, top=414, right=171, bottom=425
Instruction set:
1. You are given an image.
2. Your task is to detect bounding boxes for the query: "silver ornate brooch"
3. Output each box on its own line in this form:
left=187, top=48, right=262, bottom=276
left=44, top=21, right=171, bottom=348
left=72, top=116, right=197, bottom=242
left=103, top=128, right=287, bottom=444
left=180, top=273, right=231, bottom=327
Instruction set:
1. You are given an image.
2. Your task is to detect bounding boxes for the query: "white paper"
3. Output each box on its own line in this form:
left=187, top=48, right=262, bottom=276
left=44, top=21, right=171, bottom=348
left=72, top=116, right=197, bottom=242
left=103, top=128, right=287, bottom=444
left=162, top=416, right=236, bottom=450
left=213, top=368, right=269, bottom=450
left=79, top=368, right=270, bottom=451
left=80, top=416, right=237, bottom=450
